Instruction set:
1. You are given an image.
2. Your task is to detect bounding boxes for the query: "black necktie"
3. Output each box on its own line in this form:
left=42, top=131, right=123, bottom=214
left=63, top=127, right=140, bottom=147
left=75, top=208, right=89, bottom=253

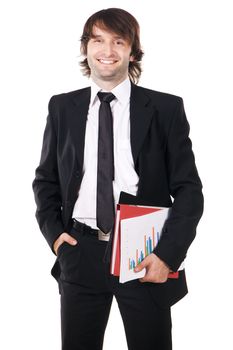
left=97, top=92, right=116, bottom=234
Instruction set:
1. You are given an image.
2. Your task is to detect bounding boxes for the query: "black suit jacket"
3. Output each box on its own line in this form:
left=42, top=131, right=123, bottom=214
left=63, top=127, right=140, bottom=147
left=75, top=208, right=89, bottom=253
left=32, top=83, right=203, bottom=306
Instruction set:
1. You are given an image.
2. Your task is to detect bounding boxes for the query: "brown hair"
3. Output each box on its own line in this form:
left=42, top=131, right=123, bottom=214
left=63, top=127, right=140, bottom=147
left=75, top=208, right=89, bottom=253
left=80, top=8, right=144, bottom=84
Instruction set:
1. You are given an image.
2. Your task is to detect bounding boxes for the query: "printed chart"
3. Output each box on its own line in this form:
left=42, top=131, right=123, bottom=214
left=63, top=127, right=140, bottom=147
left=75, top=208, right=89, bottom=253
left=120, top=209, right=169, bottom=283
left=128, top=227, right=161, bottom=270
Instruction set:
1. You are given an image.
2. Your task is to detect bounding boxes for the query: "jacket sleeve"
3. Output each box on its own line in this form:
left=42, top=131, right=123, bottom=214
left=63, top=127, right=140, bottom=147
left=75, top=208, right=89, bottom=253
left=154, top=98, right=204, bottom=271
left=32, top=96, right=64, bottom=253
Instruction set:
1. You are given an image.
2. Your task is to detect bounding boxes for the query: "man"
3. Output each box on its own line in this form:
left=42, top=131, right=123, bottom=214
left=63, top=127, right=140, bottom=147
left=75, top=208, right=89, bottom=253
left=33, top=7, right=203, bottom=350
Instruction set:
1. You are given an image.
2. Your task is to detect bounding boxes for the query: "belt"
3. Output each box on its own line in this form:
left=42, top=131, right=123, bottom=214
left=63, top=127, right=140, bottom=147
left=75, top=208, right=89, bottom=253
left=72, top=219, right=111, bottom=242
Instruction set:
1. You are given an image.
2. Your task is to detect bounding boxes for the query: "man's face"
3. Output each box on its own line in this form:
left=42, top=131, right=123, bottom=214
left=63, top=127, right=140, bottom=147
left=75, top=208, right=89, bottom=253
left=87, top=26, right=134, bottom=85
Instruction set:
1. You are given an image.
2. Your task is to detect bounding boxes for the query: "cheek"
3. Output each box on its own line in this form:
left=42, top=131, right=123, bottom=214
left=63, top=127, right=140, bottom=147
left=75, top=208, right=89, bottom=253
left=121, top=49, right=133, bottom=61
left=88, top=49, right=102, bottom=61
left=86, top=55, right=94, bottom=69
left=86, top=44, right=98, bottom=58
left=87, top=49, right=97, bottom=63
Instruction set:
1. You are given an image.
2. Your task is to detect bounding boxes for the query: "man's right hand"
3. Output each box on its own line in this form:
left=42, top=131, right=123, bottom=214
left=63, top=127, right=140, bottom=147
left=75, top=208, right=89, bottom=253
left=53, top=232, right=78, bottom=255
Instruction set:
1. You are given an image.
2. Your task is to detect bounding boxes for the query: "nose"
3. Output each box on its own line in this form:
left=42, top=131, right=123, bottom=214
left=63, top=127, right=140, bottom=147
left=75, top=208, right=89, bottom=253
left=102, top=42, right=115, bottom=57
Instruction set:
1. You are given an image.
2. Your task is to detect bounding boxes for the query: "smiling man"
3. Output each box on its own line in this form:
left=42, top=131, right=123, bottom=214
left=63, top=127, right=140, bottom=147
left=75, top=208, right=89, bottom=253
left=33, top=8, right=203, bottom=350
left=86, top=26, right=134, bottom=87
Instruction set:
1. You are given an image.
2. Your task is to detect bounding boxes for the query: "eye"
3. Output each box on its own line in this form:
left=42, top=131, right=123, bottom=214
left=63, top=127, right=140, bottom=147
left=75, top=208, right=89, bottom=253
left=91, top=37, right=102, bottom=43
left=116, top=40, right=124, bottom=45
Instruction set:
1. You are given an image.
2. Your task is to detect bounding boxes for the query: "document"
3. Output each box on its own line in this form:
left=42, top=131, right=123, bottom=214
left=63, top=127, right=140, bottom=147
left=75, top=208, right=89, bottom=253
left=111, top=204, right=183, bottom=283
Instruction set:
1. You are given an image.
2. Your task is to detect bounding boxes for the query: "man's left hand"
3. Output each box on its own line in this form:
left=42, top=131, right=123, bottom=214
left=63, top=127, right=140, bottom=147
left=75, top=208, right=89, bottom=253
left=134, top=253, right=170, bottom=283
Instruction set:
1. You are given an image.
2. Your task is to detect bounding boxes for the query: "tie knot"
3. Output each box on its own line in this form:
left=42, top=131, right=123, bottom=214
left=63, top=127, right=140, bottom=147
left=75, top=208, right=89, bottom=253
left=97, top=92, right=115, bottom=103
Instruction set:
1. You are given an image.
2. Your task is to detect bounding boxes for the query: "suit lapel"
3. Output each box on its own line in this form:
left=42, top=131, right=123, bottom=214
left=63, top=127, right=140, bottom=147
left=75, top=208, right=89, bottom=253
left=70, top=87, right=90, bottom=169
left=130, top=83, right=155, bottom=166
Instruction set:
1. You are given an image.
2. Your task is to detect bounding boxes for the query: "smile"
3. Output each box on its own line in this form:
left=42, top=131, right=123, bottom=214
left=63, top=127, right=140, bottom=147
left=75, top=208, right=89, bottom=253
left=97, top=59, right=118, bottom=65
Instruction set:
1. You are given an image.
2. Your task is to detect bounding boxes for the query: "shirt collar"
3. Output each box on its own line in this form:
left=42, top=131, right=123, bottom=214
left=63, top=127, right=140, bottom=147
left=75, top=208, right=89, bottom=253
left=90, top=77, right=131, bottom=106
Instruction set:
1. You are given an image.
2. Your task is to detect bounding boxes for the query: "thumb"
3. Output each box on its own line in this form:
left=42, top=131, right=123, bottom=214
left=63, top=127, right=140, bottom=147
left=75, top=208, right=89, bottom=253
left=134, top=259, right=146, bottom=272
left=64, top=233, right=77, bottom=246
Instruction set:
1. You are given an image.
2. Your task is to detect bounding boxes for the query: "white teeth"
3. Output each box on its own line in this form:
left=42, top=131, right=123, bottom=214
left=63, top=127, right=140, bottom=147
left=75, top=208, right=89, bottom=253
left=98, top=59, right=116, bottom=64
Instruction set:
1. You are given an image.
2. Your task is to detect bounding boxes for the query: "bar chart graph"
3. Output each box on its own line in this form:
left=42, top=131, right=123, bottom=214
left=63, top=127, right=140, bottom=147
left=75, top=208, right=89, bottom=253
left=128, top=227, right=161, bottom=270
left=120, top=208, right=170, bottom=283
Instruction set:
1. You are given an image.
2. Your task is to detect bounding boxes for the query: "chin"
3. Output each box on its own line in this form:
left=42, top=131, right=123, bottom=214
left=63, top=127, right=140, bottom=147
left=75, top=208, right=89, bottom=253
left=97, top=72, right=116, bottom=80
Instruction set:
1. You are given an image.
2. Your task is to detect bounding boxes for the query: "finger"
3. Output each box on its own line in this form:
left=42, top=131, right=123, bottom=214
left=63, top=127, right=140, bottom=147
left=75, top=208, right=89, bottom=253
left=134, top=256, right=150, bottom=272
left=134, top=262, right=145, bottom=272
left=139, top=277, right=146, bottom=283
left=139, top=273, right=152, bottom=282
left=139, top=270, right=151, bottom=282
left=139, top=275, right=155, bottom=283
left=62, top=233, right=78, bottom=246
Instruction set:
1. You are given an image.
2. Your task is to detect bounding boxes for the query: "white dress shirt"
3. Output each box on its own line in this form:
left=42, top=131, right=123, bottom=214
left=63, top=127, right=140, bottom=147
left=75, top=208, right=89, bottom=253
left=72, top=77, right=139, bottom=229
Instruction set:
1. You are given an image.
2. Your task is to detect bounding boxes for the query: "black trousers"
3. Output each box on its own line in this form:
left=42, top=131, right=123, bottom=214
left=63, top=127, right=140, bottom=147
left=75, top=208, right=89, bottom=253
left=56, top=226, right=172, bottom=350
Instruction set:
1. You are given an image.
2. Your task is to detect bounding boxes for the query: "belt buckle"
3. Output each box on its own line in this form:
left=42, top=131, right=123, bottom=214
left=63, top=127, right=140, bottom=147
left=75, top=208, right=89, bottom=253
left=98, top=230, right=110, bottom=241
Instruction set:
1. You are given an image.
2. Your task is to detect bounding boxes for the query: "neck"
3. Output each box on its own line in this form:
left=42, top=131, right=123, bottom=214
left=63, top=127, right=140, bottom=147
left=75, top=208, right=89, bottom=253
left=91, top=75, right=128, bottom=91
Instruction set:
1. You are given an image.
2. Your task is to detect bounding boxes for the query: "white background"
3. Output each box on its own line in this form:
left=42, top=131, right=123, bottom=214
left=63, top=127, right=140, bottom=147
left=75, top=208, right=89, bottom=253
left=0, top=0, right=232, bottom=349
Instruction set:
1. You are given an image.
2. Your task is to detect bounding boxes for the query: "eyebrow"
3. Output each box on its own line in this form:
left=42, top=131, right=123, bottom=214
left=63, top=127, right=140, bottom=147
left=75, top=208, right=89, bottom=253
left=91, top=34, right=126, bottom=40
left=90, top=34, right=102, bottom=39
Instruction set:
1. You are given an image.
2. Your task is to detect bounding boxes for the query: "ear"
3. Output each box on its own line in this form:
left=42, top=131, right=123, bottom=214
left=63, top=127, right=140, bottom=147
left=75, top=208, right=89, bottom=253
left=129, top=55, right=135, bottom=62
